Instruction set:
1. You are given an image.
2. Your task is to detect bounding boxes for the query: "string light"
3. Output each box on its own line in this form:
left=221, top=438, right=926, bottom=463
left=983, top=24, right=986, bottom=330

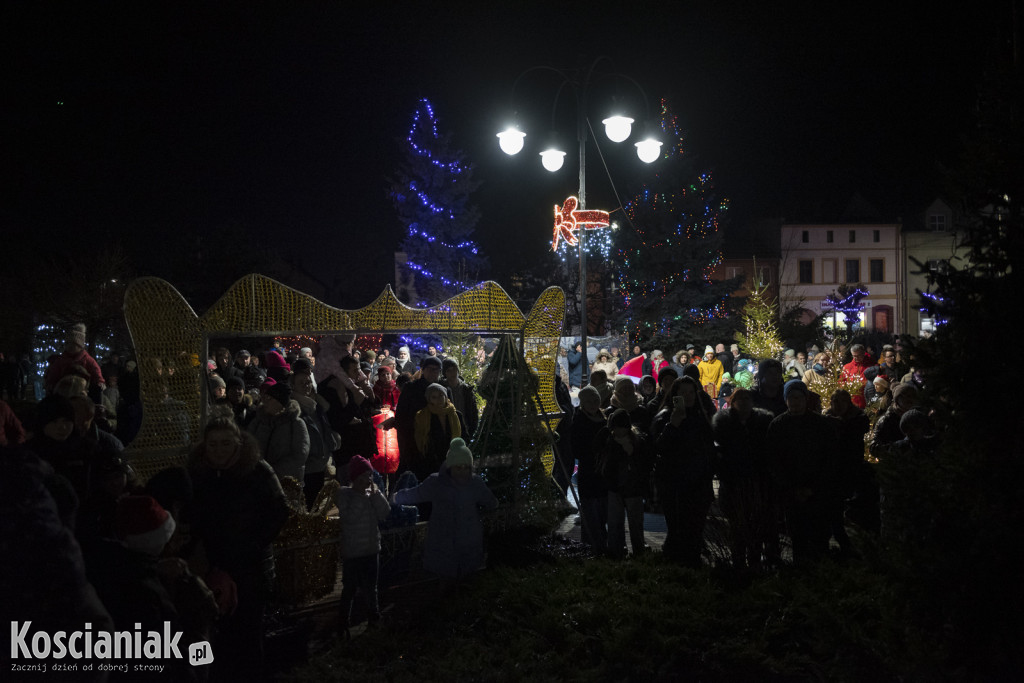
left=612, top=98, right=731, bottom=342
left=395, top=98, right=485, bottom=303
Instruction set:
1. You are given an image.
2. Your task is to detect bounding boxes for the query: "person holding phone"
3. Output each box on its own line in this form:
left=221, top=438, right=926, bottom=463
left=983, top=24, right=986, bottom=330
left=650, top=376, right=716, bottom=567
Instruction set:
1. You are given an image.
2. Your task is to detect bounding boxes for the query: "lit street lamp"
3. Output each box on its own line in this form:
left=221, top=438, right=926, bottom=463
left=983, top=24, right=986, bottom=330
left=497, top=58, right=660, bottom=383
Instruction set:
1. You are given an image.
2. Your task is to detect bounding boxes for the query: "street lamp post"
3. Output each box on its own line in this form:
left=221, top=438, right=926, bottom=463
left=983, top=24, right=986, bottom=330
left=498, top=58, right=660, bottom=384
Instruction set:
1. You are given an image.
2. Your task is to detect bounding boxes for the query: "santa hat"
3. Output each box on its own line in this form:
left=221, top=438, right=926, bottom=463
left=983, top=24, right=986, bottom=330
left=116, top=495, right=176, bottom=556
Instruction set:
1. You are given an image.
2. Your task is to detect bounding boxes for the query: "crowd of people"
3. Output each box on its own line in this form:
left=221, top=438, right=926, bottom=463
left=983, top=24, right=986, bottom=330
left=554, top=338, right=934, bottom=567
left=2, top=326, right=495, bottom=679
left=2, top=322, right=938, bottom=678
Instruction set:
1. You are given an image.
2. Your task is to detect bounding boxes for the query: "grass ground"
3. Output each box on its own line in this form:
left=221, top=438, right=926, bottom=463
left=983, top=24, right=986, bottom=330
left=279, top=535, right=945, bottom=682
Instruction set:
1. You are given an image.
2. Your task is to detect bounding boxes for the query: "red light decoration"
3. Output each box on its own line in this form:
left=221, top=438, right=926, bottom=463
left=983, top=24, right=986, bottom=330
left=552, top=196, right=610, bottom=251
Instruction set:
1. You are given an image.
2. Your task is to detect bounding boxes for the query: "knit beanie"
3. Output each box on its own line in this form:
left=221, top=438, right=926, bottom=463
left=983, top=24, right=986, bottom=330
left=445, top=437, right=473, bottom=469
left=425, top=383, right=447, bottom=401
left=348, top=454, right=374, bottom=481
left=892, top=382, right=919, bottom=403
left=613, top=375, right=636, bottom=395
left=783, top=379, right=809, bottom=400
left=67, top=323, right=87, bottom=348
left=607, top=408, right=632, bottom=430
left=399, top=346, right=411, bottom=357
left=264, top=350, right=290, bottom=372
left=208, top=375, right=226, bottom=391
left=704, top=345, right=715, bottom=356
left=420, top=355, right=442, bottom=370
left=116, top=495, right=176, bottom=556
left=225, top=376, right=245, bottom=390
left=265, top=380, right=292, bottom=406
left=577, top=385, right=600, bottom=404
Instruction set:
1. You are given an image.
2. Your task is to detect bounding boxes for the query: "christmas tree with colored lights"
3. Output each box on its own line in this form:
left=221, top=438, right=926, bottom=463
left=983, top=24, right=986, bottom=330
left=612, top=99, right=743, bottom=350
left=390, top=98, right=487, bottom=306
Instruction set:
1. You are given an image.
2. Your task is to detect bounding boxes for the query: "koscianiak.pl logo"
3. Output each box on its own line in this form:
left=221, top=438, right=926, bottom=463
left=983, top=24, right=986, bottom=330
left=9, top=621, right=213, bottom=674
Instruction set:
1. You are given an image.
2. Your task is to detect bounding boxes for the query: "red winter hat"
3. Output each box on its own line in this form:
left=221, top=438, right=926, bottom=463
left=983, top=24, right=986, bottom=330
left=116, top=495, right=176, bottom=556
left=264, top=350, right=291, bottom=372
left=348, top=455, right=374, bottom=481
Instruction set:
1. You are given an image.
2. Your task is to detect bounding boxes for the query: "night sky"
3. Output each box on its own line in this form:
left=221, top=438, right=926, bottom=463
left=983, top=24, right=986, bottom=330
left=3, top=2, right=1009, bottom=301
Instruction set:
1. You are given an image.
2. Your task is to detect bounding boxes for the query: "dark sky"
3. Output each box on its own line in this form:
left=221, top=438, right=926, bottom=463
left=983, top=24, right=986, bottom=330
left=3, top=2, right=1009, bottom=295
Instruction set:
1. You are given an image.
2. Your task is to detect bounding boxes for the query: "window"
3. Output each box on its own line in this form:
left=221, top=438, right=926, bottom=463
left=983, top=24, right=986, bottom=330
left=799, top=260, right=813, bottom=284
left=801, top=230, right=809, bottom=243
left=758, top=266, right=770, bottom=286
left=849, top=230, right=856, bottom=243
left=845, top=259, right=860, bottom=283
left=826, top=230, right=834, bottom=243
left=870, top=259, right=884, bottom=282
left=726, top=267, right=745, bottom=280
left=873, top=229, right=880, bottom=243
left=928, top=214, right=947, bottom=231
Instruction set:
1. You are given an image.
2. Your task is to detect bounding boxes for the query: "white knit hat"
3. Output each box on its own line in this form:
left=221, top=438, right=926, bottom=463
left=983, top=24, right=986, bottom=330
left=445, top=438, right=473, bottom=469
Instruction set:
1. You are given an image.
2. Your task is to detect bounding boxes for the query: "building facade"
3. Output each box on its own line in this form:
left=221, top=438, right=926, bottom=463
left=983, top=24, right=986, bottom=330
left=779, top=223, right=903, bottom=334
left=900, top=198, right=966, bottom=337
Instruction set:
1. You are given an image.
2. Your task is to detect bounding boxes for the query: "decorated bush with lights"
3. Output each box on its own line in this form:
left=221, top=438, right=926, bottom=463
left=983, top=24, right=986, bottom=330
left=612, top=99, right=743, bottom=350
left=389, top=98, right=488, bottom=306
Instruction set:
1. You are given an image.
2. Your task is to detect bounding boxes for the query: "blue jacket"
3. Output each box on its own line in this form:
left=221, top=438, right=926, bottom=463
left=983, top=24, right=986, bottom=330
left=567, top=348, right=583, bottom=386
left=394, top=467, right=498, bottom=578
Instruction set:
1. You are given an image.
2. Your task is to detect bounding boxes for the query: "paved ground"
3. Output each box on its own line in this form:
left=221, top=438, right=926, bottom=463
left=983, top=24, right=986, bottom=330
left=553, top=509, right=668, bottom=552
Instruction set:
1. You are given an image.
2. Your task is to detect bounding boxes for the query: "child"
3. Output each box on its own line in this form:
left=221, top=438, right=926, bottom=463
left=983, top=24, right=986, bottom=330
left=394, top=438, right=497, bottom=589
left=334, top=455, right=391, bottom=636
left=413, top=383, right=462, bottom=478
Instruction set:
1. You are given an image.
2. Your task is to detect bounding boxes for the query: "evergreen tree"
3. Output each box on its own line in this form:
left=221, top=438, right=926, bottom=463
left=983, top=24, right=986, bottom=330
left=473, top=335, right=560, bottom=531
left=612, top=99, right=743, bottom=349
left=733, top=278, right=784, bottom=361
left=389, top=98, right=487, bottom=305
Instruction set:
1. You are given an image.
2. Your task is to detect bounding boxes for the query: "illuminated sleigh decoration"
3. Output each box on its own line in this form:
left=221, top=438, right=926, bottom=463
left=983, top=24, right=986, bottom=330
left=122, top=274, right=565, bottom=481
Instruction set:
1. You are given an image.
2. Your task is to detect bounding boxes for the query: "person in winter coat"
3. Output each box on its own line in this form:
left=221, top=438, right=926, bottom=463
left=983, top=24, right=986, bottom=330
left=651, top=376, right=716, bottom=567
left=442, top=358, right=479, bottom=439
left=248, top=380, right=310, bottom=488
left=570, top=385, right=609, bottom=553
left=870, top=383, right=921, bottom=460
left=335, top=455, right=390, bottom=635
left=187, top=415, right=290, bottom=682
left=290, top=370, right=337, bottom=510
left=567, top=342, right=584, bottom=388
left=414, top=383, right=463, bottom=482
left=373, top=366, right=400, bottom=409
left=712, top=388, right=777, bottom=570
left=697, top=345, right=725, bottom=396
left=394, top=438, right=498, bottom=586
left=766, top=380, right=841, bottom=563
left=597, top=409, right=653, bottom=557
left=43, top=323, right=106, bottom=398
left=609, top=375, right=652, bottom=434
left=593, top=349, right=619, bottom=380
left=824, top=389, right=874, bottom=546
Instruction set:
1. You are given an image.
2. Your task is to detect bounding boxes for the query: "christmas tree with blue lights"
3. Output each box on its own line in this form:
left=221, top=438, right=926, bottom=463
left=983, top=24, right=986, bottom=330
left=390, top=98, right=487, bottom=306
left=612, top=99, right=743, bottom=349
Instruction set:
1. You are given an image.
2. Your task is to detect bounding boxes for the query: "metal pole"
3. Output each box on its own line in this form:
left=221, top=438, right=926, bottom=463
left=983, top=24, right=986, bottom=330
left=577, top=81, right=589, bottom=385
